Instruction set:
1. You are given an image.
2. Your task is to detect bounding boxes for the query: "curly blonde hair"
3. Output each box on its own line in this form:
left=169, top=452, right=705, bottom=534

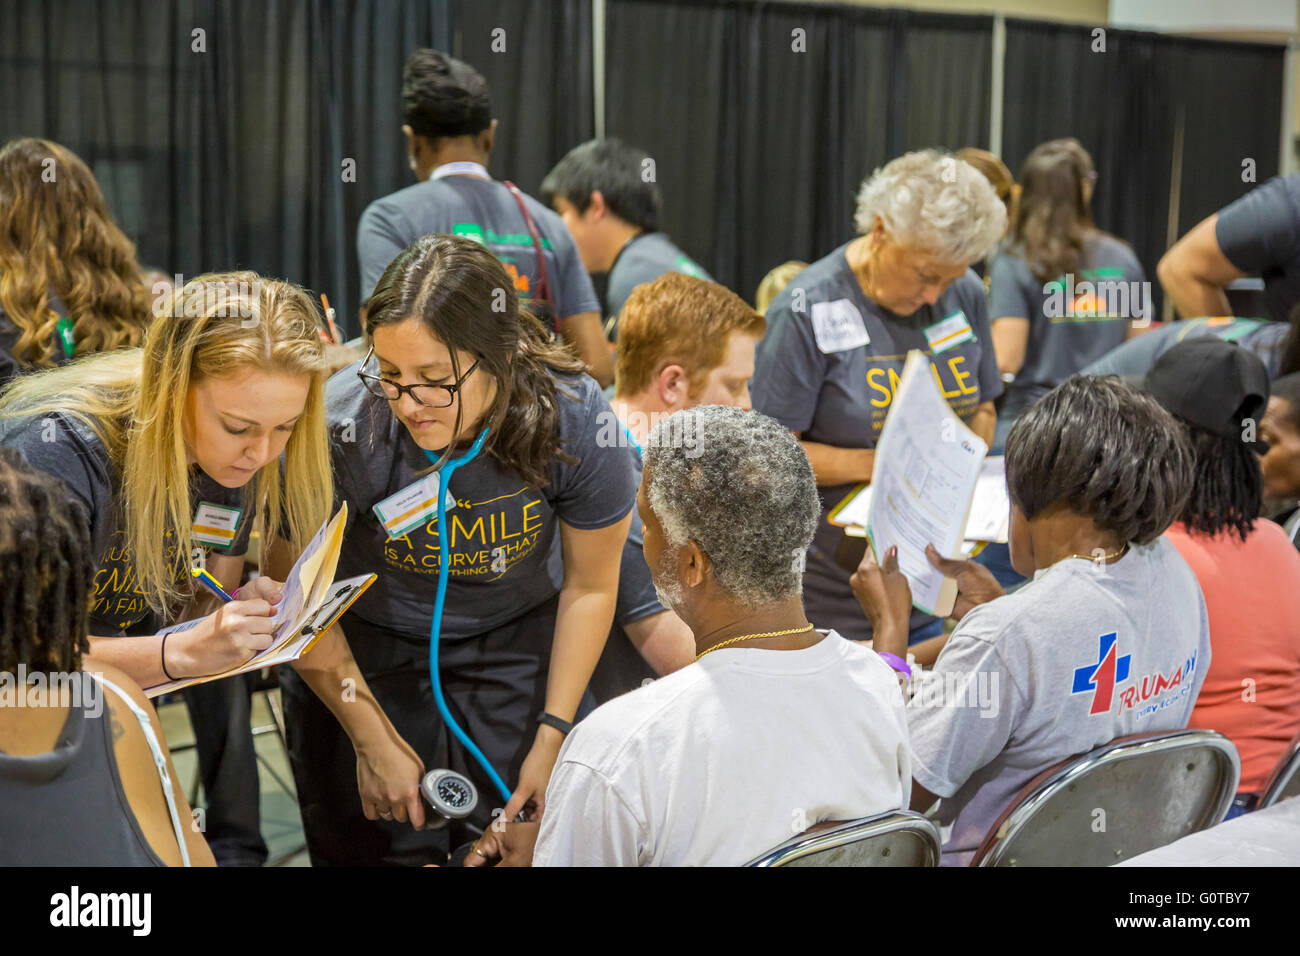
left=0, top=138, right=152, bottom=368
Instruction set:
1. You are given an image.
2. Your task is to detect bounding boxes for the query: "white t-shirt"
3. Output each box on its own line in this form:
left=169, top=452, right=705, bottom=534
left=907, top=536, right=1211, bottom=865
left=534, top=630, right=911, bottom=866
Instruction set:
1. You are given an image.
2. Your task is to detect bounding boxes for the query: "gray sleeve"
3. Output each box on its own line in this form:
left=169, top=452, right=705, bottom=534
left=963, top=276, right=1004, bottom=402
left=553, top=381, right=637, bottom=530
left=1215, top=176, right=1300, bottom=276
left=357, top=199, right=411, bottom=301
left=552, top=228, right=601, bottom=320
left=1082, top=325, right=1170, bottom=377
left=3, top=415, right=109, bottom=534
left=988, top=253, right=1035, bottom=321
left=750, top=296, right=826, bottom=433
left=906, top=613, right=1026, bottom=798
left=617, top=502, right=664, bottom=626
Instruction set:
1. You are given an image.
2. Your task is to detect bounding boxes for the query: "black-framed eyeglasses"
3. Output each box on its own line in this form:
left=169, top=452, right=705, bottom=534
left=357, top=346, right=480, bottom=409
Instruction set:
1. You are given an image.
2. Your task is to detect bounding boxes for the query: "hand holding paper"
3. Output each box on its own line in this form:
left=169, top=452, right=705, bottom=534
left=862, top=350, right=988, bottom=617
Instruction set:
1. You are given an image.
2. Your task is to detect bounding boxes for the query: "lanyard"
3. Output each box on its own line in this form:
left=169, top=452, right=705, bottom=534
left=430, top=161, right=491, bottom=181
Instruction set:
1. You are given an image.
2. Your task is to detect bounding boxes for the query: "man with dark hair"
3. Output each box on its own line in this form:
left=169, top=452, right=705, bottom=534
left=853, top=375, right=1210, bottom=865
left=540, top=138, right=710, bottom=341
left=1149, top=340, right=1300, bottom=816
left=357, top=49, right=612, bottom=386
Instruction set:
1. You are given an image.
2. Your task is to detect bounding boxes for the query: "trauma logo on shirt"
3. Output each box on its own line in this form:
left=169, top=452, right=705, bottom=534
left=380, top=485, right=546, bottom=581
left=1071, top=632, right=1131, bottom=715
left=1071, top=632, right=1198, bottom=718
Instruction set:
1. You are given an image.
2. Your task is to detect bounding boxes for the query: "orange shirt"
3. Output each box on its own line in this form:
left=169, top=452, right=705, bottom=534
left=1165, top=521, right=1300, bottom=793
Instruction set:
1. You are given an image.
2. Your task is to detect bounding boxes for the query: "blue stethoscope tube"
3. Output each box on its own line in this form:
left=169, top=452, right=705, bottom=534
left=422, top=426, right=513, bottom=803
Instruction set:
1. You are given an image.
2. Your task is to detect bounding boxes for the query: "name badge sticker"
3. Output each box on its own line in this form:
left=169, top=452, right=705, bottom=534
left=924, top=311, right=975, bottom=353
left=193, top=502, right=243, bottom=549
left=373, top=473, right=455, bottom=541
left=811, top=299, right=872, bottom=354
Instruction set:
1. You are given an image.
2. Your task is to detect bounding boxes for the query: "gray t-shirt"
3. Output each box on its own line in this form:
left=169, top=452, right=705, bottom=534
left=589, top=438, right=667, bottom=703
left=0, top=295, right=73, bottom=387
left=907, top=536, right=1211, bottom=865
left=326, top=363, right=638, bottom=641
left=356, top=174, right=600, bottom=322
left=0, top=412, right=253, bottom=635
left=990, top=232, right=1147, bottom=409
left=1083, top=317, right=1288, bottom=379
left=1216, top=173, right=1300, bottom=324
left=605, top=233, right=711, bottom=341
left=751, top=243, right=1002, bottom=639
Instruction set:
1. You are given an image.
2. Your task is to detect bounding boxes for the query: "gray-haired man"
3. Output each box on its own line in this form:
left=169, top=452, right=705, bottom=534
left=471, top=406, right=911, bottom=866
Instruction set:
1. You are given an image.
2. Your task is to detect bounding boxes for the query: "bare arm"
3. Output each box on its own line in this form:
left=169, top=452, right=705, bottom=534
left=85, top=553, right=257, bottom=690
left=98, top=661, right=218, bottom=867
left=559, top=310, right=614, bottom=388
left=967, top=400, right=996, bottom=447
left=503, top=513, right=632, bottom=820
left=799, top=435, right=875, bottom=487
left=623, top=608, right=696, bottom=676
left=990, top=317, right=1030, bottom=376
left=1157, top=213, right=1242, bottom=319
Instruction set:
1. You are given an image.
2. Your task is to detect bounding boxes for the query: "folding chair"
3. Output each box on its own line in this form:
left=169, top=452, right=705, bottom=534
left=1257, top=727, right=1300, bottom=809
left=971, top=729, right=1239, bottom=867
left=747, top=810, right=940, bottom=867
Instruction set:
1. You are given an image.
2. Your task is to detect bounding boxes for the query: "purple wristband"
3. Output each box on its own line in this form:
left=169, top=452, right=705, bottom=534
left=877, top=651, right=912, bottom=679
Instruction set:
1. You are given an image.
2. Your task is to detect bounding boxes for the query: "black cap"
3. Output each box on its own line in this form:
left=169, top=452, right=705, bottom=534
left=1142, top=338, right=1271, bottom=453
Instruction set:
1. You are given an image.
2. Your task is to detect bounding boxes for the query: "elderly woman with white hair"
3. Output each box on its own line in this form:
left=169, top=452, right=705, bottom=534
left=752, top=149, right=1007, bottom=643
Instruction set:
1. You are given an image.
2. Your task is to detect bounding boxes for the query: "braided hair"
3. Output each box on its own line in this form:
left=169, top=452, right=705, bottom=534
left=0, top=446, right=94, bottom=674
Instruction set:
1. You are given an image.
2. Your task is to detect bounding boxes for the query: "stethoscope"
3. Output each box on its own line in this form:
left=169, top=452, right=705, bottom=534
left=418, top=425, right=515, bottom=807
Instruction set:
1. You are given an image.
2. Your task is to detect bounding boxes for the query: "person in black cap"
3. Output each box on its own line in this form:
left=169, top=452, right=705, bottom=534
left=1151, top=338, right=1300, bottom=818
left=356, top=49, right=612, bottom=386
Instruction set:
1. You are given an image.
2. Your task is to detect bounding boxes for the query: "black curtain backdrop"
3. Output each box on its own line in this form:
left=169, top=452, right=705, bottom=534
left=605, top=0, right=992, bottom=302
left=1002, top=19, right=1285, bottom=314
left=0, top=0, right=591, bottom=339
left=0, top=1, right=1285, bottom=333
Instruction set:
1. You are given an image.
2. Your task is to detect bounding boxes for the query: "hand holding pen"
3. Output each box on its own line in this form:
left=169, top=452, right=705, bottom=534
left=161, top=572, right=286, bottom=680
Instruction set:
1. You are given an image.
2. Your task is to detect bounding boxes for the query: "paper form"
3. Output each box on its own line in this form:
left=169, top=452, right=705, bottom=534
left=863, top=350, right=988, bottom=616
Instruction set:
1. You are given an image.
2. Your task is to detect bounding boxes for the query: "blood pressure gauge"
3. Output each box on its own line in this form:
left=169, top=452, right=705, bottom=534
left=420, top=768, right=479, bottom=826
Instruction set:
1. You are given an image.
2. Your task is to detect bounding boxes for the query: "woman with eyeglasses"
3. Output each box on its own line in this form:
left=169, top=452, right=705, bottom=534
left=268, top=233, right=636, bottom=866
left=989, top=138, right=1149, bottom=448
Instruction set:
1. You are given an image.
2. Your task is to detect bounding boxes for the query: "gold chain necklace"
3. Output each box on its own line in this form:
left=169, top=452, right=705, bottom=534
left=694, top=624, right=817, bottom=663
left=1059, top=543, right=1129, bottom=566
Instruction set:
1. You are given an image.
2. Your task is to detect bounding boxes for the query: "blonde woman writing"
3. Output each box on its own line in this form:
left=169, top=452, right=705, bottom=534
left=0, top=274, right=430, bottom=846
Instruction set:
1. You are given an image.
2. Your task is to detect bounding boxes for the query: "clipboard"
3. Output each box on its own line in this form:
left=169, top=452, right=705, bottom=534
left=143, top=503, right=375, bottom=697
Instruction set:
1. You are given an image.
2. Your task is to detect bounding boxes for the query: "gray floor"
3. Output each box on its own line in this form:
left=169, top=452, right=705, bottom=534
left=156, top=689, right=311, bottom=867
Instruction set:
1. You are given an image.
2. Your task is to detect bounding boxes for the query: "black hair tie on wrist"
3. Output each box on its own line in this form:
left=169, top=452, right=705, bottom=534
left=537, top=711, right=573, bottom=736
left=161, top=632, right=178, bottom=682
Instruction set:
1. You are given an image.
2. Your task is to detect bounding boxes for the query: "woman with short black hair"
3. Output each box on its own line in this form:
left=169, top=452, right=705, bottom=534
left=853, top=374, right=1210, bottom=864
